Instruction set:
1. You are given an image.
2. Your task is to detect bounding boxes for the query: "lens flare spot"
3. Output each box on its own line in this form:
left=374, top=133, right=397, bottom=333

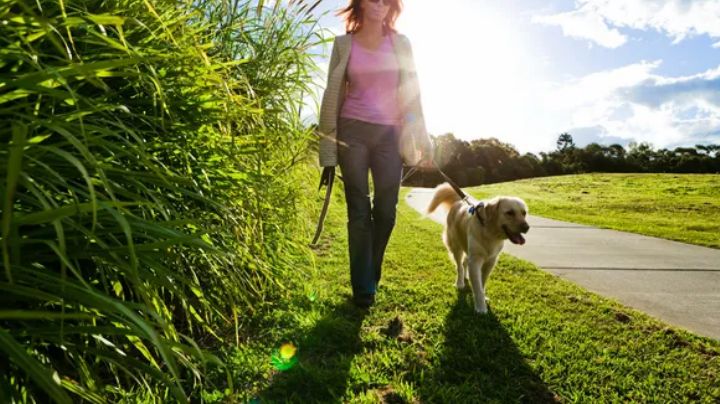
left=271, top=343, right=298, bottom=371
left=280, top=343, right=296, bottom=360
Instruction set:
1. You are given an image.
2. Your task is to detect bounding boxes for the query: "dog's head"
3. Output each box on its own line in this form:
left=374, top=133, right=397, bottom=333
left=479, top=197, right=530, bottom=245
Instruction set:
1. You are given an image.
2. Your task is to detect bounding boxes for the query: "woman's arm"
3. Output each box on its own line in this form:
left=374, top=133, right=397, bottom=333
left=400, top=35, right=434, bottom=164
left=326, top=37, right=340, bottom=82
left=317, top=37, right=342, bottom=167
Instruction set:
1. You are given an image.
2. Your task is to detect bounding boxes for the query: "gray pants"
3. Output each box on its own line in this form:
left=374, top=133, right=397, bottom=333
left=337, top=117, right=404, bottom=297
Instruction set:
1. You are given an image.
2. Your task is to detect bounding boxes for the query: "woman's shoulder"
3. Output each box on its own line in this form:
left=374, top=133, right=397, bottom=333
left=329, top=34, right=350, bottom=51
left=392, top=32, right=412, bottom=47
left=334, top=33, right=351, bottom=43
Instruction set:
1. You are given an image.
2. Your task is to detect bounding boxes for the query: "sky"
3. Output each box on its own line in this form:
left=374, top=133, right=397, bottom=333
left=306, top=0, right=720, bottom=154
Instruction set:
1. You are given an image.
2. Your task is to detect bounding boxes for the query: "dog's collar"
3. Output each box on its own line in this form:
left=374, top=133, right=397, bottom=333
left=468, top=201, right=485, bottom=226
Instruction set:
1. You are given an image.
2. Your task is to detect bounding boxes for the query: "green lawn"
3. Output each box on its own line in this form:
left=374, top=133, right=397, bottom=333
left=203, top=186, right=720, bottom=403
left=467, top=173, right=720, bottom=249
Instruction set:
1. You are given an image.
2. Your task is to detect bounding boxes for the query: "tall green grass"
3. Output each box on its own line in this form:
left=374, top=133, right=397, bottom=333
left=0, top=0, right=324, bottom=401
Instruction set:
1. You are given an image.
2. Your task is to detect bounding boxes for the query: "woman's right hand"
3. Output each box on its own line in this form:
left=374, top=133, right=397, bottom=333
left=319, top=166, right=335, bottom=190
left=417, top=150, right=434, bottom=168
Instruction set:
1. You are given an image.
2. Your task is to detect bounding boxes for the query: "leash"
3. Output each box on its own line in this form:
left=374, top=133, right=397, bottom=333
left=310, top=166, right=335, bottom=247
left=403, top=152, right=485, bottom=225
left=400, top=137, right=473, bottom=206
left=434, top=165, right=473, bottom=207
left=399, top=165, right=418, bottom=184
left=403, top=153, right=473, bottom=207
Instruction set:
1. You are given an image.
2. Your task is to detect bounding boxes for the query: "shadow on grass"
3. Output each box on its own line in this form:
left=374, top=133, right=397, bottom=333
left=260, top=297, right=367, bottom=402
left=419, top=290, right=557, bottom=403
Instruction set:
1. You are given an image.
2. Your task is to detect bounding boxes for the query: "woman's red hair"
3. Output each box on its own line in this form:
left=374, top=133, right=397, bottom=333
left=338, top=0, right=403, bottom=35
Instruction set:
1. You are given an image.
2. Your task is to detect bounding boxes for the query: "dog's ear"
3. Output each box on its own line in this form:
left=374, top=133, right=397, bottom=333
left=483, top=198, right=500, bottom=224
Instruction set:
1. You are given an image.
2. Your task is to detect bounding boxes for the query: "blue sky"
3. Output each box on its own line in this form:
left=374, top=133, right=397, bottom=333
left=308, top=0, right=720, bottom=153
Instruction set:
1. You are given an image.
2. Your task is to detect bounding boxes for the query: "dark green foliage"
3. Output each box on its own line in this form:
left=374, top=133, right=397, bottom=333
left=0, top=0, right=323, bottom=401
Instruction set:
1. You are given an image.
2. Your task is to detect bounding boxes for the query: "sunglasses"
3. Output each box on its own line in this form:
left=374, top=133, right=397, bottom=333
left=367, top=0, right=393, bottom=5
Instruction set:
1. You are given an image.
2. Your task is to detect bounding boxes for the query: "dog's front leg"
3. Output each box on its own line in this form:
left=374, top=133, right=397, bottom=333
left=462, top=256, right=469, bottom=283
left=481, top=256, right=498, bottom=291
left=467, top=253, right=488, bottom=314
left=454, top=255, right=466, bottom=290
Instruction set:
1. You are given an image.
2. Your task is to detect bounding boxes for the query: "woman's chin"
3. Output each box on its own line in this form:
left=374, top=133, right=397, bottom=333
left=366, top=14, right=386, bottom=23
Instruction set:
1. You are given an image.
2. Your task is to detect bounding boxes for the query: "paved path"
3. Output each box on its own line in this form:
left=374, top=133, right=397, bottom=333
left=405, top=188, right=720, bottom=340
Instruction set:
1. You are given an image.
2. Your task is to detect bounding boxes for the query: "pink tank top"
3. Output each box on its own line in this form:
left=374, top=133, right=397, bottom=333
left=340, top=34, right=401, bottom=126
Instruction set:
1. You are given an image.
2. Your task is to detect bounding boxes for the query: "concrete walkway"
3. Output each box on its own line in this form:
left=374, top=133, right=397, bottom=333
left=405, top=188, right=720, bottom=340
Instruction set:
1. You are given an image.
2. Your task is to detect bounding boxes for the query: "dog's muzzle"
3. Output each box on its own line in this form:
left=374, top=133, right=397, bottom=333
left=503, top=223, right=529, bottom=245
left=520, top=222, right=530, bottom=234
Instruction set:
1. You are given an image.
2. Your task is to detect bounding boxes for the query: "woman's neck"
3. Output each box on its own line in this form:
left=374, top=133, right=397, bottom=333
left=357, top=20, right=384, bottom=37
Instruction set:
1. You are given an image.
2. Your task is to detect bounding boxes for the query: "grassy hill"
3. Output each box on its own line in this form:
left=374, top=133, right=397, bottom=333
left=467, top=173, right=720, bottom=248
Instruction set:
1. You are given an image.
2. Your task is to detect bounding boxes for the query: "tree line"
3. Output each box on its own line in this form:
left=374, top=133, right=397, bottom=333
left=403, top=132, right=720, bottom=187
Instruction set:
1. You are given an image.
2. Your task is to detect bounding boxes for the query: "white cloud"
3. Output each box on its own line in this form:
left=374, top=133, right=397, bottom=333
left=532, top=6, right=627, bottom=48
left=623, top=65, right=720, bottom=108
left=546, top=61, right=661, bottom=108
left=534, top=0, right=720, bottom=48
left=545, top=62, right=720, bottom=149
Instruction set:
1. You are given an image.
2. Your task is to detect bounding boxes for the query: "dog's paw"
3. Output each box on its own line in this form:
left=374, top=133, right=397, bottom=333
left=455, top=280, right=466, bottom=290
left=474, top=304, right=488, bottom=314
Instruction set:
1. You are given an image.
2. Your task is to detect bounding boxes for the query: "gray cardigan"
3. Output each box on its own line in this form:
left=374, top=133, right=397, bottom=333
left=317, top=33, right=433, bottom=167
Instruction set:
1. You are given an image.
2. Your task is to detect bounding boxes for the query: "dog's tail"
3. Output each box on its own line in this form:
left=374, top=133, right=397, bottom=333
left=426, top=182, right=461, bottom=214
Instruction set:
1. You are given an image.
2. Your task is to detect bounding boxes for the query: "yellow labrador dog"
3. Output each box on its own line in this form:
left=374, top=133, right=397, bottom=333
left=426, top=183, right=529, bottom=314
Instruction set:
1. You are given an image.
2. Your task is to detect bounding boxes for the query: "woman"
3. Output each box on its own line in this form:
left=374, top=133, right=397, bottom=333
left=317, top=0, right=433, bottom=308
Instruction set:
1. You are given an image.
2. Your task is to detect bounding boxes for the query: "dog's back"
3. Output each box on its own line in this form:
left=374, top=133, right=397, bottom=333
left=426, top=183, right=460, bottom=215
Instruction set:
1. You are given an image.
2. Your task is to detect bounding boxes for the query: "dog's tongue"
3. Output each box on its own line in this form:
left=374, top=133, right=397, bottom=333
left=509, top=233, right=526, bottom=245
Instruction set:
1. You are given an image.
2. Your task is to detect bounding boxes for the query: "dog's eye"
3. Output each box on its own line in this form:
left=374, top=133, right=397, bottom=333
left=505, top=211, right=515, bottom=216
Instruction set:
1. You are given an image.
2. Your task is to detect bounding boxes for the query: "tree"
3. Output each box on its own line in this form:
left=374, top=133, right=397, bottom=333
left=556, top=132, right=575, bottom=151
left=466, top=137, right=524, bottom=182
left=607, top=144, right=626, bottom=160
left=627, top=142, right=654, bottom=171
